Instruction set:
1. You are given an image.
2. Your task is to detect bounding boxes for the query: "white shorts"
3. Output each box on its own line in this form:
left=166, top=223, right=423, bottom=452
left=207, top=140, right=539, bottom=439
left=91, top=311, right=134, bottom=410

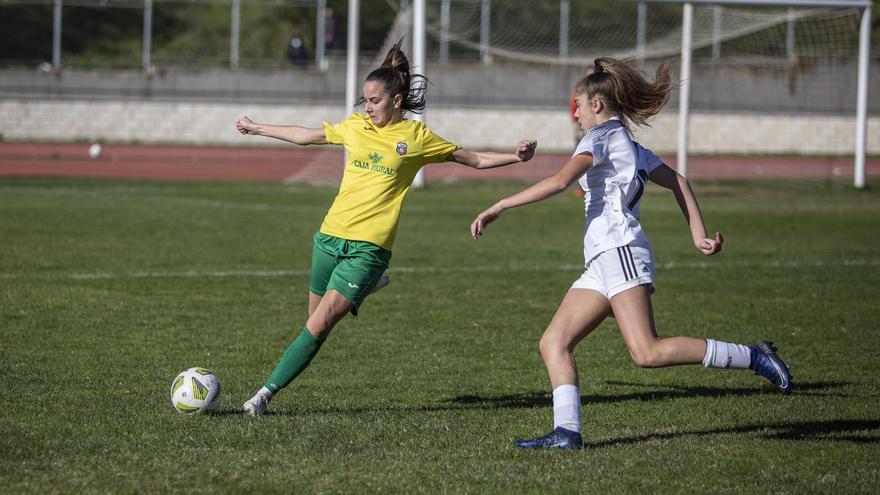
left=571, top=240, right=655, bottom=299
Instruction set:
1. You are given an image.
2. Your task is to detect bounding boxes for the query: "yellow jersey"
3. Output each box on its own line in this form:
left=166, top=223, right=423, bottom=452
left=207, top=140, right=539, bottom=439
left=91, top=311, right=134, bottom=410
left=320, top=113, right=460, bottom=250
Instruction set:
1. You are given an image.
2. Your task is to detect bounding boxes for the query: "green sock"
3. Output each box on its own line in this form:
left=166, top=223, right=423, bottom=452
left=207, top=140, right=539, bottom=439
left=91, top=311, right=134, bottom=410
left=264, top=327, right=325, bottom=394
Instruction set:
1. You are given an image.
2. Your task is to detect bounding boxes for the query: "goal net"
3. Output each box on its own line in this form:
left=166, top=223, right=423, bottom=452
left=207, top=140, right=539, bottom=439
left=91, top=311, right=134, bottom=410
left=380, top=0, right=870, bottom=171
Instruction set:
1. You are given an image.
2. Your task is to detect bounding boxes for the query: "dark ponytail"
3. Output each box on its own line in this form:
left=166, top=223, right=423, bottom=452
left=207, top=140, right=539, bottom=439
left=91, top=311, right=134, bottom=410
left=357, top=38, right=428, bottom=114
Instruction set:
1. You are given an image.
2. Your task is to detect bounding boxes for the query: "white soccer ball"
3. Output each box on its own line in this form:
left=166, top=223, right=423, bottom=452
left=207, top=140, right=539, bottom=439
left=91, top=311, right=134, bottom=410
left=170, top=367, right=222, bottom=414
left=88, top=143, right=103, bottom=159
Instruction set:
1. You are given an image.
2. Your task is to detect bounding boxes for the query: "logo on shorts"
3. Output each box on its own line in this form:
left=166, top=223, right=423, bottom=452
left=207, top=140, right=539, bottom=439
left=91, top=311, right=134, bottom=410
left=642, top=264, right=650, bottom=273
left=348, top=282, right=359, bottom=289
left=395, top=141, right=408, bottom=156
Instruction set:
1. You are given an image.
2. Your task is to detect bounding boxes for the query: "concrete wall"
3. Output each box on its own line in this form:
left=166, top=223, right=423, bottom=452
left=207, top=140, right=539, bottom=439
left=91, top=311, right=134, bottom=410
left=2, top=59, right=878, bottom=154
left=4, top=59, right=878, bottom=111
left=3, top=98, right=878, bottom=155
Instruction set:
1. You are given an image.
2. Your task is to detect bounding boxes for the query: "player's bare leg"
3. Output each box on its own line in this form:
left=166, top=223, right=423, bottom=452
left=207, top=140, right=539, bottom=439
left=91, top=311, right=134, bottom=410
left=305, top=290, right=353, bottom=339
left=612, top=284, right=791, bottom=393
left=515, top=289, right=610, bottom=449
left=611, top=284, right=707, bottom=367
left=308, top=291, right=322, bottom=317
left=541, top=289, right=613, bottom=388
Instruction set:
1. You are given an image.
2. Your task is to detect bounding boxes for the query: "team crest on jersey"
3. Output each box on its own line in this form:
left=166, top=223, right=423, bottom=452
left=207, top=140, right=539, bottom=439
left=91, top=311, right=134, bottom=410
left=395, top=141, right=408, bottom=156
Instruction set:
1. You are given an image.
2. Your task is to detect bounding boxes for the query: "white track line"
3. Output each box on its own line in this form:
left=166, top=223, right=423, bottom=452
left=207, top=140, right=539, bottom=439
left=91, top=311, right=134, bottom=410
left=66, top=269, right=313, bottom=280
left=0, top=185, right=479, bottom=212
left=1, top=259, right=877, bottom=281
left=0, top=186, right=321, bottom=212
left=5, top=185, right=877, bottom=215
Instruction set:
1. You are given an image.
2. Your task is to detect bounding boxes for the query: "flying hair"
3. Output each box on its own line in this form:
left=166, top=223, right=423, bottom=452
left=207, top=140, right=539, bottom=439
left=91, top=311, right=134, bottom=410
left=356, top=38, right=428, bottom=114
left=574, top=58, right=674, bottom=131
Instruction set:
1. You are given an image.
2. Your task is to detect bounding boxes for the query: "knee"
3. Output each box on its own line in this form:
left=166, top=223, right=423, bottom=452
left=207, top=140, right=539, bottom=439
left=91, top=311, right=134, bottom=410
left=305, top=315, right=334, bottom=338
left=627, top=344, right=663, bottom=368
left=538, top=333, right=569, bottom=361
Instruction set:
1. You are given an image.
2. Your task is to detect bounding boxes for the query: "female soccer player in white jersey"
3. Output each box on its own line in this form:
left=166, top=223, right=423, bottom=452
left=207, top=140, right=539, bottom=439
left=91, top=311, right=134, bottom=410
left=234, top=40, right=537, bottom=416
left=470, top=58, right=791, bottom=449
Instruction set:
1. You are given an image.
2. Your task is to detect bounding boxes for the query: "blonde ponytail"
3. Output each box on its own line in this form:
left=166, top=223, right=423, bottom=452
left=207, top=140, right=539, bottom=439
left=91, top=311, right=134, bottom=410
left=575, top=58, right=674, bottom=130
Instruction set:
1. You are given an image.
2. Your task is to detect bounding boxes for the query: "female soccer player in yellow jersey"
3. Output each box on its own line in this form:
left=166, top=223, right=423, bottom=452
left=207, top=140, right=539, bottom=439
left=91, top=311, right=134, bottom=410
left=234, top=40, right=537, bottom=416
left=470, top=58, right=791, bottom=449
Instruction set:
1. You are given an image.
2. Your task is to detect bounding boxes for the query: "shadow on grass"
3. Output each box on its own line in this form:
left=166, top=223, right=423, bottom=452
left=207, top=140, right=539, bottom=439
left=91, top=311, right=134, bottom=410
left=583, top=419, right=880, bottom=448
left=449, top=380, right=851, bottom=410
left=252, top=380, right=848, bottom=418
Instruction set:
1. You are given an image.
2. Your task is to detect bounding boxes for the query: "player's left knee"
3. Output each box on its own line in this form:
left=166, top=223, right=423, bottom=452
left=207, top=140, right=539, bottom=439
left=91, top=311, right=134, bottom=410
left=628, top=346, right=663, bottom=368
left=305, top=311, right=344, bottom=338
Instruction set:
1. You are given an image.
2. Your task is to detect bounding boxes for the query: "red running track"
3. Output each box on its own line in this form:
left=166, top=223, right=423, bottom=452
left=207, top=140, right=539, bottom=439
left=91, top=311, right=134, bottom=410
left=0, top=143, right=876, bottom=183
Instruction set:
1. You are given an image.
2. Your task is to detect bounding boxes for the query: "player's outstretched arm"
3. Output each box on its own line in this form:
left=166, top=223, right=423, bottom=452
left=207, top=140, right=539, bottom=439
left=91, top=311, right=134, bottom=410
left=235, top=116, right=327, bottom=145
left=470, top=152, right=593, bottom=239
left=648, top=163, right=723, bottom=256
left=451, top=140, right=537, bottom=169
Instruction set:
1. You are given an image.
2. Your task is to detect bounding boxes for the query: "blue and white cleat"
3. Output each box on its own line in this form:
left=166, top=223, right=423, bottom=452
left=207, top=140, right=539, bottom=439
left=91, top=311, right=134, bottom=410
left=514, top=427, right=583, bottom=450
left=749, top=341, right=792, bottom=395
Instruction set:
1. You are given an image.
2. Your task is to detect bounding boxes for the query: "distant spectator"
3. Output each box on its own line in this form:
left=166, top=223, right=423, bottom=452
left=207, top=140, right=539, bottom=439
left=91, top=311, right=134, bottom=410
left=324, top=8, right=340, bottom=50
left=286, top=37, right=308, bottom=66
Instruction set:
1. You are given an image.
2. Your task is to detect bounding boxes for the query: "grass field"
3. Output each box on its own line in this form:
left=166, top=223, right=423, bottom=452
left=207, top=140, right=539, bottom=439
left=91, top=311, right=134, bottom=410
left=1, top=176, right=879, bottom=494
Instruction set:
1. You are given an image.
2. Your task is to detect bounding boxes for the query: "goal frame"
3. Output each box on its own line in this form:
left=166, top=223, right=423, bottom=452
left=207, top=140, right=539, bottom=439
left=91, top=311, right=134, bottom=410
left=620, top=0, right=873, bottom=188
left=346, top=0, right=870, bottom=186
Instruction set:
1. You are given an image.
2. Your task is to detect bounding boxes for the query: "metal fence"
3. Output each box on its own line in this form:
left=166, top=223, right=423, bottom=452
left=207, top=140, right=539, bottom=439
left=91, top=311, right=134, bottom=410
left=3, top=0, right=873, bottom=71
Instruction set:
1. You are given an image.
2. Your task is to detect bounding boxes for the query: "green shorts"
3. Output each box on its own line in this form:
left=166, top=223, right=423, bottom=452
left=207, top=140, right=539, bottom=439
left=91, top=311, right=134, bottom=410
left=309, top=232, right=391, bottom=314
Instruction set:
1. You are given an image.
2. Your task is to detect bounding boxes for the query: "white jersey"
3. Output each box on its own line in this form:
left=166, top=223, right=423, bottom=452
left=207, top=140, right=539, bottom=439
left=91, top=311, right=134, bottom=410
left=572, top=117, right=664, bottom=263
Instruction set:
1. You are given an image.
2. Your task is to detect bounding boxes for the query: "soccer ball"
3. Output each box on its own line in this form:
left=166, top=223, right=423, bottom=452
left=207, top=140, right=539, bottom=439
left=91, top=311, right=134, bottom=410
left=88, top=143, right=103, bottom=159
left=170, top=367, right=222, bottom=414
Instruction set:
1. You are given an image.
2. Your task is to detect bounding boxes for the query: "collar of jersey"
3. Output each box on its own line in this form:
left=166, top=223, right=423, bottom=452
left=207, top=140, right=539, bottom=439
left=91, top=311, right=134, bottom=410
left=358, top=113, right=409, bottom=132
left=586, top=116, right=621, bottom=132
left=584, top=117, right=624, bottom=141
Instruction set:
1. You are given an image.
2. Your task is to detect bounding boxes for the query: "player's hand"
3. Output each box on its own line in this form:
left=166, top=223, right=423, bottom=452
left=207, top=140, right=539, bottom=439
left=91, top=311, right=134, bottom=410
left=696, top=231, right=724, bottom=256
left=471, top=204, right=504, bottom=239
left=235, top=116, right=257, bottom=135
left=515, top=140, right=537, bottom=162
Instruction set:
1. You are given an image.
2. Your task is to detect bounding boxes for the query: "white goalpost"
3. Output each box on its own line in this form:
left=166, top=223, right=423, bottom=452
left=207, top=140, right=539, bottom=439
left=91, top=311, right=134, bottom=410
left=345, top=0, right=430, bottom=187
left=345, top=0, right=360, bottom=169
left=347, top=0, right=872, bottom=188
left=666, top=0, right=872, bottom=187
left=412, top=0, right=428, bottom=188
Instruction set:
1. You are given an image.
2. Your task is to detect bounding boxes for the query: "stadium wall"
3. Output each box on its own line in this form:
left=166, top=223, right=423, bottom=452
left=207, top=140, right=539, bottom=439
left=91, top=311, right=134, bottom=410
left=3, top=60, right=878, bottom=112
left=2, top=60, right=879, bottom=155
left=2, top=99, right=879, bottom=155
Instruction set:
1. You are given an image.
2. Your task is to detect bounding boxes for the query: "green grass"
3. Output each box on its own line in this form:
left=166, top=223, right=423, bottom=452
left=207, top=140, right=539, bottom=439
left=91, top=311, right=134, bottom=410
left=1, top=177, right=879, bottom=494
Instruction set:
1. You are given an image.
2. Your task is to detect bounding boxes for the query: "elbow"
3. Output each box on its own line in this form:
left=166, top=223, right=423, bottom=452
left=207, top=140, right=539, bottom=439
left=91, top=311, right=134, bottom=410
left=550, top=176, right=569, bottom=194
left=553, top=176, right=573, bottom=193
left=474, top=157, right=498, bottom=169
left=555, top=181, right=569, bottom=194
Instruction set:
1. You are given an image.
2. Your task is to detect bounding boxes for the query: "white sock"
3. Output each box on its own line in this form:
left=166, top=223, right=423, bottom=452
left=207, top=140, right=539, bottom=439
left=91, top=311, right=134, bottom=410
left=252, top=386, right=274, bottom=403
left=703, top=339, right=752, bottom=369
left=552, top=384, right=581, bottom=433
